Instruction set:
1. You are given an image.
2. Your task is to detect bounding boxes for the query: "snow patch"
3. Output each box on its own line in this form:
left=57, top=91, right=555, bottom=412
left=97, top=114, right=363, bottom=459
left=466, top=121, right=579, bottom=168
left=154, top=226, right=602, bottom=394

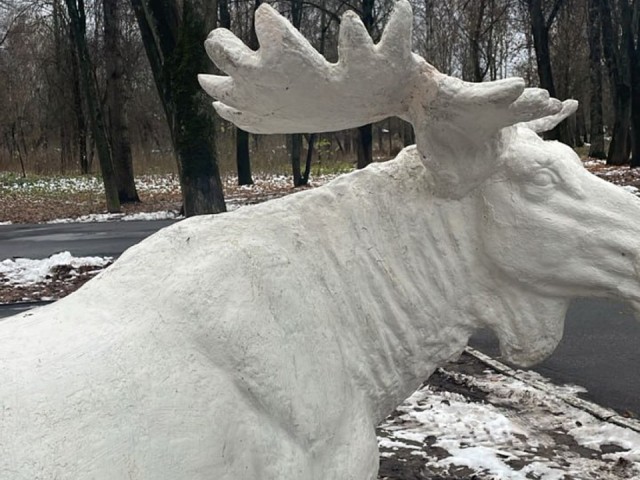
left=0, top=252, right=112, bottom=285
left=622, top=185, right=640, bottom=195
left=378, top=365, right=640, bottom=479
left=47, top=211, right=181, bottom=224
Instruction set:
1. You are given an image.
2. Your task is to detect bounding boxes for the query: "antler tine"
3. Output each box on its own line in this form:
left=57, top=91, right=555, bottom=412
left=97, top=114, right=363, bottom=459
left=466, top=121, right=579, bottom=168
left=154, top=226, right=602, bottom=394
left=508, top=88, right=563, bottom=125
left=204, top=29, right=258, bottom=76
left=254, top=3, right=327, bottom=66
left=519, top=98, right=576, bottom=133
left=450, top=78, right=526, bottom=107
left=423, top=78, right=561, bottom=130
left=337, top=11, right=374, bottom=63
left=378, top=0, right=414, bottom=59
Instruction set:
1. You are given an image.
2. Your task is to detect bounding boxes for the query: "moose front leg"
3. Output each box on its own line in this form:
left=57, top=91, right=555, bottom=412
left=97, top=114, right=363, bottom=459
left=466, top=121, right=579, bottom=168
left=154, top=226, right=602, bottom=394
left=309, top=403, right=381, bottom=480
left=228, top=399, right=380, bottom=480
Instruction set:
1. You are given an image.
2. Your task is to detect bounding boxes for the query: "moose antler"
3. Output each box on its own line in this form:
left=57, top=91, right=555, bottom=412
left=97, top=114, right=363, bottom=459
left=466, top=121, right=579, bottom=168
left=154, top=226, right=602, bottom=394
left=199, top=0, right=424, bottom=133
left=199, top=0, right=570, bottom=198
left=519, top=99, right=579, bottom=133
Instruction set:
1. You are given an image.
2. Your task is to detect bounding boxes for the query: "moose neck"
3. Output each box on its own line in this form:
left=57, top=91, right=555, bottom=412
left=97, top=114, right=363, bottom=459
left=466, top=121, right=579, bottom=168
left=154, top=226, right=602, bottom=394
left=328, top=147, right=484, bottom=423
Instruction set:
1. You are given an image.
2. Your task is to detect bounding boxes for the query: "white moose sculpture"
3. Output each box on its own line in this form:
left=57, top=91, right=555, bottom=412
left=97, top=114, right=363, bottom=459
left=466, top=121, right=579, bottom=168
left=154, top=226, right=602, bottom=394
left=2, top=1, right=640, bottom=479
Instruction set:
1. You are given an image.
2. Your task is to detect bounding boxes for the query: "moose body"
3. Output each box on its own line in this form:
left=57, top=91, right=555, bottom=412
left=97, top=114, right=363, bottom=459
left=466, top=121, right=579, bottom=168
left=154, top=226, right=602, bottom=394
left=2, top=148, right=481, bottom=479
left=3, top=1, right=640, bottom=478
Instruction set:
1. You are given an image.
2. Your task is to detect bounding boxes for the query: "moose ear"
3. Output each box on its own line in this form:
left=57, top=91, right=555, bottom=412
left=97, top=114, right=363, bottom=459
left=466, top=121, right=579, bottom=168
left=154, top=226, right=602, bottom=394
left=520, top=99, right=578, bottom=133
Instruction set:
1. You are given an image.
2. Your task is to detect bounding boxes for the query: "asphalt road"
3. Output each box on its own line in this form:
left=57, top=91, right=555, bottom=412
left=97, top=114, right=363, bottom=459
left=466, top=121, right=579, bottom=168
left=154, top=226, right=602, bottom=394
left=1, top=220, right=639, bottom=416
left=0, top=220, right=176, bottom=259
left=470, top=298, right=640, bottom=417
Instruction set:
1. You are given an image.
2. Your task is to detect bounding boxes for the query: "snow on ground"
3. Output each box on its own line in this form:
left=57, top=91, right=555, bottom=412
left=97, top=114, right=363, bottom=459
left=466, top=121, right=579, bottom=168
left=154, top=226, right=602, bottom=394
left=0, top=172, right=343, bottom=223
left=0, top=175, right=105, bottom=194
left=47, top=210, right=182, bottom=224
left=378, top=353, right=640, bottom=479
left=1, top=160, right=638, bottom=223
left=0, top=251, right=112, bottom=285
left=0, top=173, right=181, bottom=196
left=0, top=252, right=114, bottom=303
left=584, top=159, right=640, bottom=195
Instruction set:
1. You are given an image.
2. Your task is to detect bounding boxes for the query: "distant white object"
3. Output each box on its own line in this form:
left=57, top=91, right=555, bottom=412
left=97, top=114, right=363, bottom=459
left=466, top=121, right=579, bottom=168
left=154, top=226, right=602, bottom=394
left=3, top=1, right=639, bottom=479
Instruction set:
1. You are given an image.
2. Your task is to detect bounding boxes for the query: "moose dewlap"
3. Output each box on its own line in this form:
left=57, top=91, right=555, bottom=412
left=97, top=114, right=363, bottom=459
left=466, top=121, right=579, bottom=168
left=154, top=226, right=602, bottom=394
left=2, top=1, right=640, bottom=479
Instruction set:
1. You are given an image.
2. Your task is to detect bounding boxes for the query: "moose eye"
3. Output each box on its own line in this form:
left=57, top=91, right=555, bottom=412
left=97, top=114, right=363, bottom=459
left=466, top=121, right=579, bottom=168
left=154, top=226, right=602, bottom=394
left=522, top=168, right=560, bottom=201
left=530, top=169, right=557, bottom=187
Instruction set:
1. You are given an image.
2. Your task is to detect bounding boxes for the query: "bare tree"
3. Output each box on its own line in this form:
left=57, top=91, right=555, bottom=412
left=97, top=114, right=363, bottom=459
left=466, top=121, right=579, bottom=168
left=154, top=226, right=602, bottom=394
left=289, top=0, right=309, bottom=186
left=68, top=15, right=90, bottom=174
left=130, top=0, right=226, bottom=216
left=65, top=0, right=121, bottom=212
left=104, top=0, right=139, bottom=202
left=625, top=0, right=640, bottom=167
left=525, top=0, right=572, bottom=144
left=600, top=0, right=632, bottom=164
left=356, top=0, right=374, bottom=169
left=587, top=0, right=606, bottom=158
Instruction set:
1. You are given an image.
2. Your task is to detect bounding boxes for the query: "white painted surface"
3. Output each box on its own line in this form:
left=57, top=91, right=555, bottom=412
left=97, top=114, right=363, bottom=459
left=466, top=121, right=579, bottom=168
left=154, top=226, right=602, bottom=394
left=3, top=1, right=640, bottom=479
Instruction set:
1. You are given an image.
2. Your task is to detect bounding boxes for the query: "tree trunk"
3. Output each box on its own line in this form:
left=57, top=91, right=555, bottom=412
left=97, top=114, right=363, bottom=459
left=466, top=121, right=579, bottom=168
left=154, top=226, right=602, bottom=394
left=600, top=0, right=632, bottom=165
left=53, top=0, right=66, bottom=174
left=403, top=120, right=415, bottom=146
left=357, top=124, right=373, bottom=169
left=302, top=133, right=316, bottom=185
left=526, top=0, right=571, bottom=144
left=288, top=0, right=308, bottom=183
left=236, top=128, right=253, bottom=185
left=234, top=131, right=252, bottom=185
left=65, top=0, right=120, bottom=212
left=469, top=0, right=487, bottom=82
left=68, top=22, right=89, bottom=174
left=528, top=0, right=556, bottom=96
left=231, top=0, right=256, bottom=186
left=575, top=106, right=586, bottom=147
left=627, top=0, right=640, bottom=168
left=356, top=0, right=375, bottom=168
left=291, top=133, right=304, bottom=186
left=609, top=88, right=632, bottom=165
left=130, top=0, right=225, bottom=216
left=218, top=0, right=230, bottom=31
left=587, top=0, right=606, bottom=158
left=104, top=0, right=139, bottom=202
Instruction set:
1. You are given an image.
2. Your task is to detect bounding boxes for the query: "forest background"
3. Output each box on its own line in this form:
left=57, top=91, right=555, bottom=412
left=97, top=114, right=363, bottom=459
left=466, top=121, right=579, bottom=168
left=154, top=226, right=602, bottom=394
left=1, top=0, right=639, bottom=216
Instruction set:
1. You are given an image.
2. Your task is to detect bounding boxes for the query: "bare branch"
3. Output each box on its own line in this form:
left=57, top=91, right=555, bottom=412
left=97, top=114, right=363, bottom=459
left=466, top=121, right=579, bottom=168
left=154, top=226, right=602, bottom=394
left=545, top=0, right=564, bottom=29
left=0, top=1, right=39, bottom=47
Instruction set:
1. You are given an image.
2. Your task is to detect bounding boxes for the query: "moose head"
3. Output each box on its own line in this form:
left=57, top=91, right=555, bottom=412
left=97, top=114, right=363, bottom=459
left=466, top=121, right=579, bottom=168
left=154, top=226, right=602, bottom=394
left=3, top=1, right=640, bottom=479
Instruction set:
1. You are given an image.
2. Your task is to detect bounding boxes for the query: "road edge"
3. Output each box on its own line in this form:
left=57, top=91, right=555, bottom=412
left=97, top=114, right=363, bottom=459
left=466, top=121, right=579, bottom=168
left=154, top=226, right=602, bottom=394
left=465, top=346, right=640, bottom=434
